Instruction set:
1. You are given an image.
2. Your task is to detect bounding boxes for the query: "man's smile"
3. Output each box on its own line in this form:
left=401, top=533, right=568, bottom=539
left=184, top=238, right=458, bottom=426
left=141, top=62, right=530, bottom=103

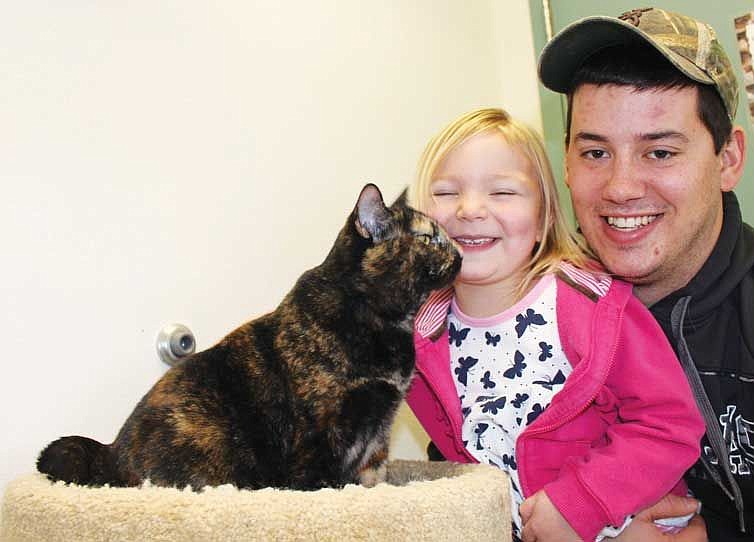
left=604, top=214, right=660, bottom=231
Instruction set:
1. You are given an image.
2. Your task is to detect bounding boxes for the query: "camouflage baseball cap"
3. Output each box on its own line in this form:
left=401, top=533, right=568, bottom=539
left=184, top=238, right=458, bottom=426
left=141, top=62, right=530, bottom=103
left=538, top=7, right=739, bottom=121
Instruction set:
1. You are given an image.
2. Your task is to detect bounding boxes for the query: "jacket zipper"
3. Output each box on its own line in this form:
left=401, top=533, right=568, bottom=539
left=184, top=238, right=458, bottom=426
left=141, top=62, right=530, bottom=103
left=517, top=308, right=622, bottom=498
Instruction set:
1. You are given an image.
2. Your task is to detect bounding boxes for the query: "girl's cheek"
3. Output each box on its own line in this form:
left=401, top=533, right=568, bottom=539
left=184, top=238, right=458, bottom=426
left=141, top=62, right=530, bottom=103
left=431, top=212, right=453, bottom=230
left=427, top=202, right=453, bottom=226
left=425, top=207, right=442, bottom=224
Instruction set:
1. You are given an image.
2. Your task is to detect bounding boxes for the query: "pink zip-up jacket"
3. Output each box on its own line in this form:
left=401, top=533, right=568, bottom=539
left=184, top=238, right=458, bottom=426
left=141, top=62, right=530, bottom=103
left=406, top=267, right=705, bottom=541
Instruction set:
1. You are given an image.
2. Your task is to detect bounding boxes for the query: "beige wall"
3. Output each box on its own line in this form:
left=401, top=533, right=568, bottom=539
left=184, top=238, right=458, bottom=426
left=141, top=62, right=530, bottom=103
left=0, top=1, right=541, bottom=493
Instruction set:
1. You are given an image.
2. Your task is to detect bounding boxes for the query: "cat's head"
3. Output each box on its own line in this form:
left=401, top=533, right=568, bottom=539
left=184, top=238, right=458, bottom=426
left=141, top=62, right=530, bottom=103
left=344, top=183, right=461, bottom=314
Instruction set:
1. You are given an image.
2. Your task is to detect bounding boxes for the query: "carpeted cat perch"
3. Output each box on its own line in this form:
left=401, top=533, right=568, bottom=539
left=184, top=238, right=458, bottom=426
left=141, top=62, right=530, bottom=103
left=1, top=460, right=510, bottom=541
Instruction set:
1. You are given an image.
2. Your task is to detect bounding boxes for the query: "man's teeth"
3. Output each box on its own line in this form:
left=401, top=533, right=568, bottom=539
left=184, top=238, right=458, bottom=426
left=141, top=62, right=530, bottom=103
left=456, top=237, right=494, bottom=245
left=606, top=215, right=657, bottom=230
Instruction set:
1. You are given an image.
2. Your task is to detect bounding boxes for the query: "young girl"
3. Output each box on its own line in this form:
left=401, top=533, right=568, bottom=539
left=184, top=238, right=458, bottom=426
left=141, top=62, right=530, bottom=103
left=406, top=108, right=705, bottom=541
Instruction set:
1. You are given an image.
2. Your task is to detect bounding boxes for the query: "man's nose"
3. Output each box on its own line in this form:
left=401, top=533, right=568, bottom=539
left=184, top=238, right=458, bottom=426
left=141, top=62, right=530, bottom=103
left=602, top=156, right=646, bottom=203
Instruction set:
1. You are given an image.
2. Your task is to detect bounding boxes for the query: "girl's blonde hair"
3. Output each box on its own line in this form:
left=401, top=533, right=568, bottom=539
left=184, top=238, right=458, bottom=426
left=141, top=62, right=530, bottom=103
left=411, top=107, right=594, bottom=300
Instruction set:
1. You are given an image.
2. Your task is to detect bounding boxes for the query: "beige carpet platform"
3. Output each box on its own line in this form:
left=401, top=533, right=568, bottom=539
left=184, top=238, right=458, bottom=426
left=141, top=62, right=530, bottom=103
left=1, top=460, right=510, bottom=541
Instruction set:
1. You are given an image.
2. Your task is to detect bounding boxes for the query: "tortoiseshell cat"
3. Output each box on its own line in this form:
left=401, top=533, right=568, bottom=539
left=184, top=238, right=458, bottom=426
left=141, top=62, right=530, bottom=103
left=37, top=184, right=461, bottom=491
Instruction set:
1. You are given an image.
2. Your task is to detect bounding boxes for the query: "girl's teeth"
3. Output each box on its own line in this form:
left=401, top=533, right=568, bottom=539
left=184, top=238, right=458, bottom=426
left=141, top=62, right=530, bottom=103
left=457, top=237, right=494, bottom=245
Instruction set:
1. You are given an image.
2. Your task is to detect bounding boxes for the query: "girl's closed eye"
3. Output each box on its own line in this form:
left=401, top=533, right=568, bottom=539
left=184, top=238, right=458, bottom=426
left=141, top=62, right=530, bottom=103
left=489, top=177, right=531, bottom=197
left=490, top=188, right=516, bottom=196
left=430, top=182, right=458, bottom=197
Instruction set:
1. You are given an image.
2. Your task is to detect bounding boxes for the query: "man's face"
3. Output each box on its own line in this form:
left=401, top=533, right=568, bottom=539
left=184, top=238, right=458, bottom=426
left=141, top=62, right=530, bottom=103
left=566, top=83, right=729, bottom=304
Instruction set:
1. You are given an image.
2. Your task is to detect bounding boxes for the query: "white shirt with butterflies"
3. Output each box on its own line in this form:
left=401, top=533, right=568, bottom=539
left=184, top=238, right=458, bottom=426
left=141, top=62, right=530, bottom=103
left=448, top=274, right=570, bottom=538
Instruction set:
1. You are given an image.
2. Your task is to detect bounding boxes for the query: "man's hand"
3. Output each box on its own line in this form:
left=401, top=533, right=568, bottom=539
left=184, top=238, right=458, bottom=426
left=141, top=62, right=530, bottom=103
left=614, top=494, right=707, bottom=541
left=520, top=489, right=581, bottom=542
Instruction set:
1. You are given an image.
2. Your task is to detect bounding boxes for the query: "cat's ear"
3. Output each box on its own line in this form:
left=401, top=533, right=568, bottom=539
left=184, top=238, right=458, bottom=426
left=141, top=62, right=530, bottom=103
left=354, top=183, right=391, bottom=241
left=390, top=187, right=409, bottom=208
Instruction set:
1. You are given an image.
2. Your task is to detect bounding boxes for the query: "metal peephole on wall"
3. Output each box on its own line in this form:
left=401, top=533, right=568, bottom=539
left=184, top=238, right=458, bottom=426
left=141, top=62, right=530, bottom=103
left=156, top=323, right=196, bottom=366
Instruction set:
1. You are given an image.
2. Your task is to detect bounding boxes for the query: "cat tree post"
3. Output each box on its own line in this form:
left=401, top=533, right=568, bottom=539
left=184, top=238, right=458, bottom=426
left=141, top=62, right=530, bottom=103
left=1, top=460, right=510, bottom=542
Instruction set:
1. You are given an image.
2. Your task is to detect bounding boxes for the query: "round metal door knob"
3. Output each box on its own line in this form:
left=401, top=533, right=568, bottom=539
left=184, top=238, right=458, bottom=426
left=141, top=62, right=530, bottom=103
left=156, top=323, right=196, bottom=366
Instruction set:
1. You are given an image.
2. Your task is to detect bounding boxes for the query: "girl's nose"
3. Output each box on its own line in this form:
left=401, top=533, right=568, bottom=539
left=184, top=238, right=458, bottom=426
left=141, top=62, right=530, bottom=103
left=456, top=193, right=487, bottom=220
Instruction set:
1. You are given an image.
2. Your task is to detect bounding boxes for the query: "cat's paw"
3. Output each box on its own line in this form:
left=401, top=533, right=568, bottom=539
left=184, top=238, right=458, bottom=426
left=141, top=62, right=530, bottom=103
left=358, top=463, right=387, bottom=488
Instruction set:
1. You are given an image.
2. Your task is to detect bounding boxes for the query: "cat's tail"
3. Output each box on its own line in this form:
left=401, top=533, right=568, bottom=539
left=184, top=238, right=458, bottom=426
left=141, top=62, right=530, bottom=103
left=37, top=436, right=126, bottom=487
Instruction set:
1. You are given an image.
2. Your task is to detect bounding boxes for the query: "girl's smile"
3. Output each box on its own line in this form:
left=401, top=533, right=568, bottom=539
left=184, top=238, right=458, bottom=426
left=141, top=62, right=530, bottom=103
left=453, top=235, right=499, bottom=252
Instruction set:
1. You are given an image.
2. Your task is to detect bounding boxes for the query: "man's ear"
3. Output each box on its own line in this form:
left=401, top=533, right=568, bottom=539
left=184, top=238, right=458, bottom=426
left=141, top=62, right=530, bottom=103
left=720, top=126, right=746, bottom=192
left=354, top=183, right=391, bottom=240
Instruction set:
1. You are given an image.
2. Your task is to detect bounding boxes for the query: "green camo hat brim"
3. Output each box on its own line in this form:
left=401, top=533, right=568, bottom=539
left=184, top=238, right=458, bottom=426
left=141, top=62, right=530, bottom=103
left=538, top=15, right=714, bottom=93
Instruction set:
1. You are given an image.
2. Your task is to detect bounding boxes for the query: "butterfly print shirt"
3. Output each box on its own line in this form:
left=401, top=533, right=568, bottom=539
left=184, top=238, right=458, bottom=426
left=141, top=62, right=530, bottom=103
left=449, top=274, right=570, bottom=536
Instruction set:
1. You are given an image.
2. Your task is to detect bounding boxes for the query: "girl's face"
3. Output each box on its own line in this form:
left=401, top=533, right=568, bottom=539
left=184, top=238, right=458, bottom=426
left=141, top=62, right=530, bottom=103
left=428, top=130, right=543, bottom=290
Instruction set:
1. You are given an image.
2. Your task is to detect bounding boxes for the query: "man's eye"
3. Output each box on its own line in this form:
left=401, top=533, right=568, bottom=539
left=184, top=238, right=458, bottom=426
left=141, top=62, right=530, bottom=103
left=648, top=149, right=676, bottom=160
left=583, top=149, right=607, bottom=159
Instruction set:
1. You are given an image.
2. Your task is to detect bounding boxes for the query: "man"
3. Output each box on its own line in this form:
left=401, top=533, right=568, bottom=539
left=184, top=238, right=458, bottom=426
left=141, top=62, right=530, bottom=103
left=534, top=6, right=752, bottom=542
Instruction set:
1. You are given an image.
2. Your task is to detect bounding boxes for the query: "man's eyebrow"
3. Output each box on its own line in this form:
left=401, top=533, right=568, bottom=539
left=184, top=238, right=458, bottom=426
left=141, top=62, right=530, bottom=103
left=640, top=131, right=689, bottom=143
left=572, top=131, right=689, bottom=143
left=572, top=131, right=608, bottom=143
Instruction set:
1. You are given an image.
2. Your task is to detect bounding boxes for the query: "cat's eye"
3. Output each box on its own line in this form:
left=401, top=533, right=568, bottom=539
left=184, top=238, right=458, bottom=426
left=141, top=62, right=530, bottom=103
left=416, top=233, right=433, bottom=244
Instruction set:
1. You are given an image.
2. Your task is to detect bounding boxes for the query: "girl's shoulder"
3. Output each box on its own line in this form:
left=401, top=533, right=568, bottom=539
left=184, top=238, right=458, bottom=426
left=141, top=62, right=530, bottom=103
left=555, top=260, right=635, bottom=314
left=556, top=260, right=612, bottom=302
left=555, top=261, right=641, bottom=353
left=554, top=261, right=624, bottom=363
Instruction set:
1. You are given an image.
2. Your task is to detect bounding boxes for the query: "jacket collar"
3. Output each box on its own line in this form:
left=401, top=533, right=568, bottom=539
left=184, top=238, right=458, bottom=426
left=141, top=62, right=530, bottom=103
left=414, top=263, right=611, bottom=339
left=415, top=287, right=452, bottom=339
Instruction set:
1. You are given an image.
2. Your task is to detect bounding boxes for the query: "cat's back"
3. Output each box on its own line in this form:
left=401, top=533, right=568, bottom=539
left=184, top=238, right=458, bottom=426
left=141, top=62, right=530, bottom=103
left=112, top=316, right=298, bottom=488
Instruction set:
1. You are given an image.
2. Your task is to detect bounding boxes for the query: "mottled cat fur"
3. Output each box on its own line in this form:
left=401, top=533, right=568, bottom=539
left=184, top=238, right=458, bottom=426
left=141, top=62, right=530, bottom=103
left=37, top=184, right=461, bottom=491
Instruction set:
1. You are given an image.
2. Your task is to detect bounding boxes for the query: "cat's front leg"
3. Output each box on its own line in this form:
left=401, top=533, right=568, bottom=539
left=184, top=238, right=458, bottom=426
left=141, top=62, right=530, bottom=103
left=337, top=380, right=400, bottom=486
left=357, top=446, right=388, bottom=487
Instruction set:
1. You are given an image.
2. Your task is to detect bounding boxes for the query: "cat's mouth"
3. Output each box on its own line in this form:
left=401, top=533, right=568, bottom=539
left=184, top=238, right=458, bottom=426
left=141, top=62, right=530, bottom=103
left=428, top=250, right=463, bottom=286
